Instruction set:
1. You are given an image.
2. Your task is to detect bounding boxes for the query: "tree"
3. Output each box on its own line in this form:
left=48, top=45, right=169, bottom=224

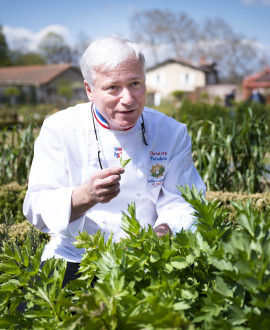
left=129, top=10, right=262, bottom=83
left=196, top=18, right=258, bottom=83
left=57, top=80, right=73, bottom=102
left=38, top=32, right=73, bottom=64
left=130, top=9, right=198, bottom=64
left=12, top=51, right=46, bottom=66
left=71, top=31, right=91, bottom=65
left=0, top=25, right=11, bottom=66
left=4, top=86, right=20, bottom=106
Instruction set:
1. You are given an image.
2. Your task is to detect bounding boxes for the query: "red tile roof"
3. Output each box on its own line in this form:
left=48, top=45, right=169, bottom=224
left=242, top=67, right=270, bottom=88
left=0, top=63, right=75, bottom=86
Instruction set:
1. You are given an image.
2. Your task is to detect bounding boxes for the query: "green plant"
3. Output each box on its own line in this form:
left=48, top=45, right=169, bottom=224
left=0, top=124, right=36, bottom=185
left=189, top=108, right=270, bottom=193
left=0, top=182, right=27, bottom=222
left=1, top=185, right=269, bottom=329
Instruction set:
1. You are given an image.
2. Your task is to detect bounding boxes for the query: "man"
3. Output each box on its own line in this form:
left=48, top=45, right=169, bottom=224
left=248, top=89, right=266, bottom=105
left=23, top=35, right=205, bottom=284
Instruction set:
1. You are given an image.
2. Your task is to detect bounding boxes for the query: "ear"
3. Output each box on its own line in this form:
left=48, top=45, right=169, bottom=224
left=84, top=80, right=94, bottom=101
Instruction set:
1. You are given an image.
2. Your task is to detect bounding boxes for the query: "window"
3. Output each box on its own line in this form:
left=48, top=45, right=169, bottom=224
left=180, top=72, right=194, bottom=85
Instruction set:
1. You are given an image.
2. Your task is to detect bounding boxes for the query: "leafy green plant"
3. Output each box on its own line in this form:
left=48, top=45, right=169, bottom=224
left=1, top=185, right=269, bottom=329
left=0, top=123, right=36, bottom=185
left=189, top=108, right=269, bottom=193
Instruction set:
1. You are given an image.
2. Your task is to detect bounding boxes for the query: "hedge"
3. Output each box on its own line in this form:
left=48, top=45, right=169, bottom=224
left=0, top=183, right=269, bottom=247
left=0, top=182, right=27, bottom=223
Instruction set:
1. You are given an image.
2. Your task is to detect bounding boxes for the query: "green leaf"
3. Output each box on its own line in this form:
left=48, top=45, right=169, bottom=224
left=173, top=301, right=191, bottom=310
left=170, top=256, right=189, bottom=270
left=150, top=252, right=160, bottom=263
left=120, top=156, right=131, bottom=168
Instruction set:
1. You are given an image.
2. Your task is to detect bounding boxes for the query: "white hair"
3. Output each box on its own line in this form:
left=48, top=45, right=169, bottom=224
left=80, top=35, right=145, bottom=87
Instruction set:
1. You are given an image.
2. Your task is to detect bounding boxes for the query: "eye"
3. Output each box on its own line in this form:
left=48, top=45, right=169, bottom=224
left=131, top=81, right=141, bottom=88
left=107, top=85, right=118, bottom=91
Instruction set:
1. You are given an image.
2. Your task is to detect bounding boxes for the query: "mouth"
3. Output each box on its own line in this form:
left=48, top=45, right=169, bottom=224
left=117, top=109, right=136, bottom=115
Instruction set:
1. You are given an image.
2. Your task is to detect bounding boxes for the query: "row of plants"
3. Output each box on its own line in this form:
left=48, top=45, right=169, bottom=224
left=1, top=184, right=269, bottom=251
left=0, top=123, right=36, bottom=185
left=0, top=101, right=269, bottom=328
left=189, top=108, right=270, bottom=193
left=1, top=107, right=269, bottom=192
left=0, top=185, right=269, bottom=329
left=0, top=103, right=58, bottom=127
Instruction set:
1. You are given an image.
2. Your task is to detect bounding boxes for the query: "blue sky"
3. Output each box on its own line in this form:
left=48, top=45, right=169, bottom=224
left=1, top=0, right=270, bottom=55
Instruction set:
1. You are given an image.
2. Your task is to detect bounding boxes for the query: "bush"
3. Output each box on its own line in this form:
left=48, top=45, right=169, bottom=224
left=0, top=182, right=26, bottom=222
left=206, top=190, right=270, bottom=223
left=0, top=185, right=269, bottom=329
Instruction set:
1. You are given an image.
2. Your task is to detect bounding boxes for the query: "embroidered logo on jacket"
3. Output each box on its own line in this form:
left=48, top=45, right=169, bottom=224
left=148, top=150, right=167, bottom=187
left=114, top=147, right=122, bottom=159
left=150, top=164, right=165, bottom=178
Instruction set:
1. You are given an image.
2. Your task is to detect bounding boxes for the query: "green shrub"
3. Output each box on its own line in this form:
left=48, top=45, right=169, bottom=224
left=206, top=190, right=270, bottom=223
left=0, top=185, right=269, bottom=329
left=0, top=182, right=27, bottom=222
left=0, top=214, right=49, bottom=251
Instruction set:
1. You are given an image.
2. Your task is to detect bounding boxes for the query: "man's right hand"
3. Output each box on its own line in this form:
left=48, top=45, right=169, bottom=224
left=70, top=167, right=125, bottom=222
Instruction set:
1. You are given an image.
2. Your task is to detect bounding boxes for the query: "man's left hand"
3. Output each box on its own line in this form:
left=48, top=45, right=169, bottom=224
left=153, top=223, right=172, bottom=238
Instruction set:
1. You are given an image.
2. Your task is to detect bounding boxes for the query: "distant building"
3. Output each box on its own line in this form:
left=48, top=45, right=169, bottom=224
left=145, top=58, right=218, bottom=106
left=0, top=63, right=87, bottom=104
left=242, top=67, right=270, bottom=104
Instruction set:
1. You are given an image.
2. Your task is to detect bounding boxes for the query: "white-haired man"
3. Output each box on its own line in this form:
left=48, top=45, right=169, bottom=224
left=23, top=35, right=205, bottom=285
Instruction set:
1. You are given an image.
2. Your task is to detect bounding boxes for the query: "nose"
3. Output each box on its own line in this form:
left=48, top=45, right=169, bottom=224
left=120, top=88, right=134, bottom=105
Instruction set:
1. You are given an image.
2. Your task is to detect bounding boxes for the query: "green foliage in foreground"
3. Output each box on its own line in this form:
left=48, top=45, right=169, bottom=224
left=0, top=185, right=270, bottom=329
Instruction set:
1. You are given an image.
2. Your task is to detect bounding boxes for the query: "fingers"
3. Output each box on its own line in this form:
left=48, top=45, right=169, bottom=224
left=98, top=167, right=125, bottom=179
left=88, top=167, right=125, bottom=204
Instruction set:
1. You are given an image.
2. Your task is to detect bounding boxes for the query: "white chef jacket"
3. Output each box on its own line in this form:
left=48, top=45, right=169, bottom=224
left=23, top=102, right=205, bottom=262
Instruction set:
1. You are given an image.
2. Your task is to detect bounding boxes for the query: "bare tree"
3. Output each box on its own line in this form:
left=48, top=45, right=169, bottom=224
left=130, top=10, right=263, bottom=83
left=196, top=18, right=258, bottom=83
left=71, top=32, right=91, bottom=66
left=130, top=9, right=198, bottom=64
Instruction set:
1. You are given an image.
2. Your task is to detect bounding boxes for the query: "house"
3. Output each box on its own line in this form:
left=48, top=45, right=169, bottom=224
left=0, top=63, right=87, bottom=104
left=145, top=58, right=218, bottom=106
left=242, top=67, right=270, bottom=104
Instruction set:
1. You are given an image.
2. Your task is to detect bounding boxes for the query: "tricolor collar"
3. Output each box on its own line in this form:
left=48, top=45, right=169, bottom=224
left=92, top=105, right=134, bottom=131
left=93, top=106, right=109, bottom=129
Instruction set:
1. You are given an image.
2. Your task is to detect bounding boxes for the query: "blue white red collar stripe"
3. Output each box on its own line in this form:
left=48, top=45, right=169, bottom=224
left=93, top=106, right=109, bottom=129
left=93, top=105, right=134, bottom=131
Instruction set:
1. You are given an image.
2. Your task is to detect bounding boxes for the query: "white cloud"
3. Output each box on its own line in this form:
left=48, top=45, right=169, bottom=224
left=241, top=0, right=270, bottom=6
left=3, top=25, right=72, bottom=52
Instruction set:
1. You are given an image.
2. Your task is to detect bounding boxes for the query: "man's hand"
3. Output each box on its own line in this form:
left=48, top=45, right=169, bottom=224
left=70, top=167, right=125, bottom=221
left=153, top=223, right=172, bottom=238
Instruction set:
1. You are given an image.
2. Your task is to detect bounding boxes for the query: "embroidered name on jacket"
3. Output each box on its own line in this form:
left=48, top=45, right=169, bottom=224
left=148, top=150, right=167, bottom=186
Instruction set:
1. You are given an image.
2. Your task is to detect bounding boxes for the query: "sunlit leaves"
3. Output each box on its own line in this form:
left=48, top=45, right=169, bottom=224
left=1, top=185, right=270, bottom=328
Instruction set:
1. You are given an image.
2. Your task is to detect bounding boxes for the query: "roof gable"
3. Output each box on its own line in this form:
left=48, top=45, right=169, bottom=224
left=146, top=58, right=217, bottom=73
left=0, top=63, right=79, bottom=86
left=243, top=67, right=270, bottom=88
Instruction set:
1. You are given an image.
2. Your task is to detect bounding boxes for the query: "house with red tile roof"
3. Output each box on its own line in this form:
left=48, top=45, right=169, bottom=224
left=0, top=63, right=87, bottom=104
left=242, top=67, right=270, bottom=104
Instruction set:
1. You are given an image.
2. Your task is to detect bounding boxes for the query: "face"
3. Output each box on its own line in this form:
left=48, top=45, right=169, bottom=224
left=85, top=58, right=147, bottom=130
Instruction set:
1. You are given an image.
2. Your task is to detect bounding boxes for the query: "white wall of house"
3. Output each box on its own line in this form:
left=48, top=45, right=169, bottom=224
left=146, top=62, right=206, bottom=104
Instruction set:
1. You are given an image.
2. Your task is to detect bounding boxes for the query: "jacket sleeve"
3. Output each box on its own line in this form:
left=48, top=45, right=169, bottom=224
left=23, top=117, right=86, bottom=238
left=154, top=124, right=205, bottom=234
